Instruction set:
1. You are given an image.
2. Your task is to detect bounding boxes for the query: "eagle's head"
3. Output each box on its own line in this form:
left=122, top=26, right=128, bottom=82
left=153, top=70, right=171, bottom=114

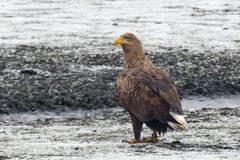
left=114, top=32, right=142, bottom=47
left=114, top=33, right=145, bottom=67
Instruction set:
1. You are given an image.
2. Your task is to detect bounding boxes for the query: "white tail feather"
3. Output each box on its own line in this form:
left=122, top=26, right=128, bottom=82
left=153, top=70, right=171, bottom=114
left=167, top=112, right=188, bottom=130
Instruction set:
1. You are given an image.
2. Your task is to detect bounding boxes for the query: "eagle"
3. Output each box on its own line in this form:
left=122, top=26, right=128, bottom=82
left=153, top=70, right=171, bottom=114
left=114, top=32, right=188, bottom=144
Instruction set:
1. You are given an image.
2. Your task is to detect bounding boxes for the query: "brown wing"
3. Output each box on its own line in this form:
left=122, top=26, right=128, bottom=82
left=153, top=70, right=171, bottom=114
left=117, top=71, right=159, bottom=122
left=116, top=67, right=182, bottom=123
left=135, top=67, right=183, bottom=115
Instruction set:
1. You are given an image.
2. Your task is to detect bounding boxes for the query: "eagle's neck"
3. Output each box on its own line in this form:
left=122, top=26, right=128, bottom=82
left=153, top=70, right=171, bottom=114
left=122, top=45, right=153, bottom=69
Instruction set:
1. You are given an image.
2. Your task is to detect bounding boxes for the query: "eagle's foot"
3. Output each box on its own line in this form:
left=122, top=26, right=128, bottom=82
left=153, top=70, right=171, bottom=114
left=142, top=132, right=158, bottom=143
left=142, top=136, right=158, bottom=143
left=122, top=139, right=141, bottom=144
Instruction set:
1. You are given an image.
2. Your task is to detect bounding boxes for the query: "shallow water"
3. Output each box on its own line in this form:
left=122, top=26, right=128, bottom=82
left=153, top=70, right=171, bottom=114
left=182, top=95, right=240, bottom=110
left=0, top=0, right=240, bottom=51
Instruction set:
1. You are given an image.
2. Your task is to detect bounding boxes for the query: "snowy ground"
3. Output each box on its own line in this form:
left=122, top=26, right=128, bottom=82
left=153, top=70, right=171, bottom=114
left=1, top=97, right=240, bottom=160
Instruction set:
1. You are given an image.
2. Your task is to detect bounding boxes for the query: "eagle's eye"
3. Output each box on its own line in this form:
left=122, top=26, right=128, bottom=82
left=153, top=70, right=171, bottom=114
left=123, top=35, right=131, bottom=40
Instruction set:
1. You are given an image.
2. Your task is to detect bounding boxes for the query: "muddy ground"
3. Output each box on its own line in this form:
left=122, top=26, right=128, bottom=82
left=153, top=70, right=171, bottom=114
left=0, top=107, right=240, bottom=160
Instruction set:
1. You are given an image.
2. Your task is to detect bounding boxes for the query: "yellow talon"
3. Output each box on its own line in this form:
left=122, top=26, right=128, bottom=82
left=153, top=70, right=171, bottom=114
left=127, top=139, right=141, bottom=144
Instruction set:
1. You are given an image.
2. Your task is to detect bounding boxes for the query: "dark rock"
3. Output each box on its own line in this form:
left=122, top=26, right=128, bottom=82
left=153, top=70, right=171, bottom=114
left=0, top=156, right=9, bottom=160
left=0, top=61, right=6, bottom=72
left=20, top=69, right=38, bottom=75
left=74, top=147, right=79, bottom=150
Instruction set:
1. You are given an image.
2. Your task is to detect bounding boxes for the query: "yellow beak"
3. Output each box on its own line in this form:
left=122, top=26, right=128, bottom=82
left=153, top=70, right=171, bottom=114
left=114, top=36, right=128, bottom=45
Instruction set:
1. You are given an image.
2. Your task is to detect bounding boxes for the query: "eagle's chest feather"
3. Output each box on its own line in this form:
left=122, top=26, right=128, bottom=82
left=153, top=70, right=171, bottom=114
left=116, top=71, right=153, bottom=108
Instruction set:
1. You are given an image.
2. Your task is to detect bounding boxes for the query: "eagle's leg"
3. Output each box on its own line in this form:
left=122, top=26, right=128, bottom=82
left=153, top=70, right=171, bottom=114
left=142, top=130, right=158, bottom=143
left=151, top=130, right=158, bottom=143
left=128, top=113, right=143, bottom=144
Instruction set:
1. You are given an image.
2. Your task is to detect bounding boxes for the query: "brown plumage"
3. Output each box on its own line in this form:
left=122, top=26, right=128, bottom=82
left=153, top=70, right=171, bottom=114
left=114, top=32, right=188, bottom=144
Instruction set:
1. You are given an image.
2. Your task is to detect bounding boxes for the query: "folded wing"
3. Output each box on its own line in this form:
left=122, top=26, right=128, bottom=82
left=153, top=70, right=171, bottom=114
left=117, top=67, right=188, bottom=130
